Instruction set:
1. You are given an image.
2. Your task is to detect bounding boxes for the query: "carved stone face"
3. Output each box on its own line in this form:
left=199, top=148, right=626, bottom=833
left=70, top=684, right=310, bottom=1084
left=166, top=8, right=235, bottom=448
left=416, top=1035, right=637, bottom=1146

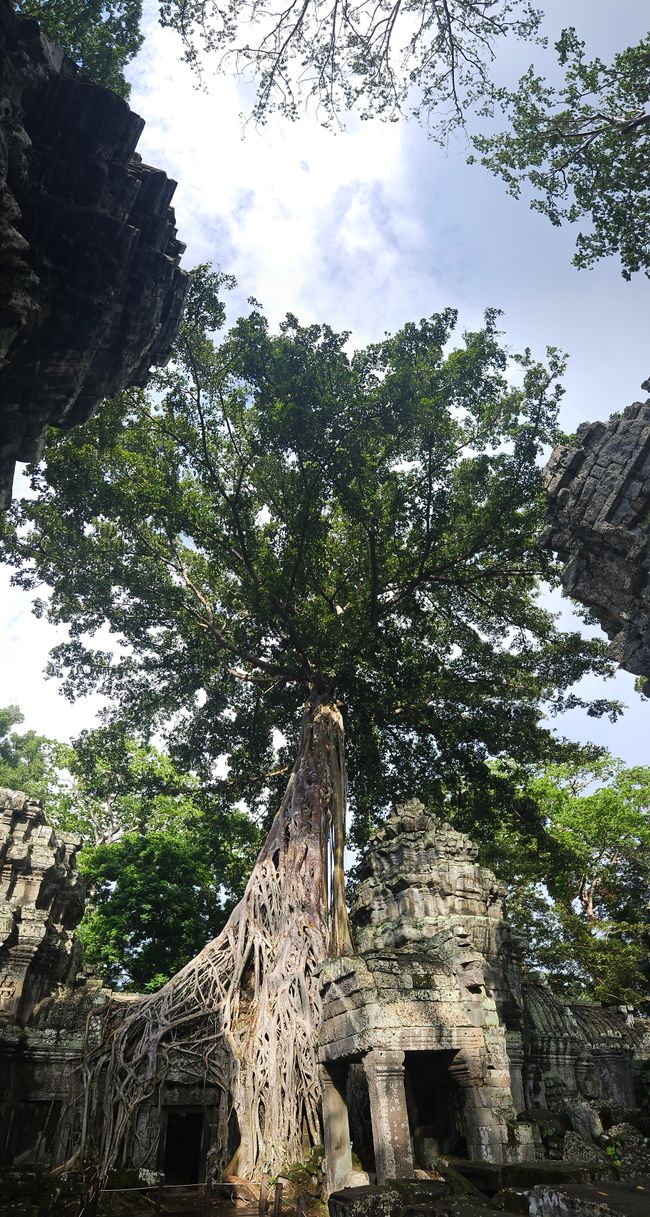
left=458, top=957, right=486, bottom=996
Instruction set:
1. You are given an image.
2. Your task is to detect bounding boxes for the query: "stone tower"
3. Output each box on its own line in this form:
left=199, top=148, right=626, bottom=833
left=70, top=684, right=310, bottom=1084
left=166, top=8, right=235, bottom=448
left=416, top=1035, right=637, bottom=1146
left=318, top=801, right=536, bottom=1190
left=0, top=787, right=85, bottom=1025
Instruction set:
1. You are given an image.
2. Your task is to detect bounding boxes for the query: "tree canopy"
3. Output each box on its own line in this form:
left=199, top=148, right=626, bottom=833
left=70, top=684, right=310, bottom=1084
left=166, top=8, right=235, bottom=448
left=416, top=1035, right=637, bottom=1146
left=2, top=266, right=618, bottom=852
left=15, top=1, right=143, bottom=97
left=473, top=29, right=650, bottom=279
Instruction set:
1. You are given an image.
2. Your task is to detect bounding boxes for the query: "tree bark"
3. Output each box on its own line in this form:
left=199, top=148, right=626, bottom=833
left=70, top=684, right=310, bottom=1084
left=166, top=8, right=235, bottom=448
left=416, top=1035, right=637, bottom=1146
left=77, top=685, right=352, bottom=1181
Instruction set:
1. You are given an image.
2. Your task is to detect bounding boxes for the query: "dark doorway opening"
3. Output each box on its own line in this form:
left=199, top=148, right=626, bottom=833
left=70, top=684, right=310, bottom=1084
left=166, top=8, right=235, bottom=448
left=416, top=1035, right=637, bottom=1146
left=347, top=1062, right=376, bottom=1174
left=404, top=1050, right=468, bottom=1167
left=1, top=1100, right=62, bottom=1165
left=162, top=1109, right=204, bottom=1183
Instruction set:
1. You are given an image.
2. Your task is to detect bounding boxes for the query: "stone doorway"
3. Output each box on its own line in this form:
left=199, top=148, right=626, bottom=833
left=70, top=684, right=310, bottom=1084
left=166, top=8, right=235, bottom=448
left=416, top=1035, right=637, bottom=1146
left=161, top=1109, right=205, bottom=1183
left=404, top=1050, right=468, bottom=1167
left=0, top=1099, right=62, bottom=1165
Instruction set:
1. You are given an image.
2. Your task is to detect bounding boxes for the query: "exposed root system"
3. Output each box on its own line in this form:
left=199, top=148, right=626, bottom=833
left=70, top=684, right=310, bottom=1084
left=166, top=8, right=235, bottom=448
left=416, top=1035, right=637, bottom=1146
left=72, top=690, right=351, bottom=1181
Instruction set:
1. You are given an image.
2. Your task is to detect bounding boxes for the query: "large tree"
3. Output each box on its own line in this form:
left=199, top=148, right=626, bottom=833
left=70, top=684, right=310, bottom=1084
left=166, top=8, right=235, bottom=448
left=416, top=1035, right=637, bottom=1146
left=1, top=267, right=617, bottom=1176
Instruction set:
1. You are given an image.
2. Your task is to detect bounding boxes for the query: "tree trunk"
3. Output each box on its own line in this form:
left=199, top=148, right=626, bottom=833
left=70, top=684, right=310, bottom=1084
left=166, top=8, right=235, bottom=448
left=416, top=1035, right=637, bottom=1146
left=79, top=686, right=352, bottom=1181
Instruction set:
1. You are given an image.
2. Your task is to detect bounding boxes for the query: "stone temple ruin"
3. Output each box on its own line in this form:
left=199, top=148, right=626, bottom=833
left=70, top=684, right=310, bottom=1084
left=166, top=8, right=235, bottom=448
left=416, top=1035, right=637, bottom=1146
left=318, top=801, right=648, bottom=1192
left=1, top=789, right=648, bottom=1200
left=0, top=787, right=86, bottom=1026
left=0, top=788, right=90, bottom=1166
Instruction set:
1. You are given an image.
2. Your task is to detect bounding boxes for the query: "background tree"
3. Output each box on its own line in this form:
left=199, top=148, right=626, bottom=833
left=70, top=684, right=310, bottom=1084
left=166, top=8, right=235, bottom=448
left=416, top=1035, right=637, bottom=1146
left=1, top=265, right=620, bottom=1176
left=0, top=704, right=62, bottom=802
left=473, top=29, right=650, bottom=279
left=15, top=1, right=143, bottom=97
left=483, top=753, right=650, bottom=1011
left=53, top=724, right=213, bottom=846
left=0, top=708, right=259, bottom=990
left=77, top=812, right=258, bottom=991
left=158, top=0, right=542, bottom=132
left=57, top=726, right=259, bottom=991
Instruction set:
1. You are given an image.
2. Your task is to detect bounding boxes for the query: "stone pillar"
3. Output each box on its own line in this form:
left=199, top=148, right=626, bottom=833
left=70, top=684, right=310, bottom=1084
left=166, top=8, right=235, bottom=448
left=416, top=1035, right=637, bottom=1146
left=363, top=1048, right=414, bottom=1183
left=459, top=1083, right=506, bottom=1163
left=506, top=1031, right=526, bottom=1113
left=320, top=1065, right=353, bottom=1194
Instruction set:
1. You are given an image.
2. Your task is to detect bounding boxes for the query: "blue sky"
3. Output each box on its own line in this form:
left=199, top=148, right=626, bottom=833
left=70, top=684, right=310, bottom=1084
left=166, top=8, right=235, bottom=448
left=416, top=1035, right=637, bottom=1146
left=1, top=0, right=648, bottom=764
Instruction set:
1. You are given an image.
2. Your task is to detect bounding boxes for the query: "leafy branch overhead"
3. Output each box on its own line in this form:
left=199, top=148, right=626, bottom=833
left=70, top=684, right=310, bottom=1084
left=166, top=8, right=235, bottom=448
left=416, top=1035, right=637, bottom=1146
left=2, top=265, right=618, bottom=847
left=473, top=29, right=650, bottom=278
left=158, top=4, right=649, bottom=278
left=159, top=0, right=543, bottom=132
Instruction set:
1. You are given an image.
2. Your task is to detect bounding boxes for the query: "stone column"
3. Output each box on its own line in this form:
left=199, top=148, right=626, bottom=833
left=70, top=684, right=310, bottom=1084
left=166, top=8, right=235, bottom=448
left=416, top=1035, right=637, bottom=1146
left=506, top=1031, right=526, bottom=1113
left=320, top=1065, right=353, bottom=1194
left=363, top=1048, right=414, bottom=1183
left=459, top=1083, right=507, bottom=1163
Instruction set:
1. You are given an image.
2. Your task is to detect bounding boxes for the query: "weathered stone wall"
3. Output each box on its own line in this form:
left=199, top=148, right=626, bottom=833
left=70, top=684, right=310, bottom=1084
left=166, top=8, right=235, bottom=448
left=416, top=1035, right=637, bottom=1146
left=0, top=0, right=188, bottom=508
left=319, top=803, right=538, bottom=1184
left=542, top=400, right=650, bottom=682
left=319, top=802, right=648, bottom=1189
left=0, top=787, right=85, bottom=1025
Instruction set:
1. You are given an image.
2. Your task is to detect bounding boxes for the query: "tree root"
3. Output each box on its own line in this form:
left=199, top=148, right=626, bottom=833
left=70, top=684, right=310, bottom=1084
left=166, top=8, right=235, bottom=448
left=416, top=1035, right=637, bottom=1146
left=71, top=691, right=350, bottom=1181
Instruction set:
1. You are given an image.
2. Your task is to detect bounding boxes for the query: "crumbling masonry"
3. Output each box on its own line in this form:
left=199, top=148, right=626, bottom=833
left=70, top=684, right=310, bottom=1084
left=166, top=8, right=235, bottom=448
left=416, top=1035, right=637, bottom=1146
left=318, top=802, right=648, bottom=1190
left=0, top=0, right=188, bottom=509
left=543, top=400, right=650, bottom=683
left=1, top=792, right=647, bottom=1189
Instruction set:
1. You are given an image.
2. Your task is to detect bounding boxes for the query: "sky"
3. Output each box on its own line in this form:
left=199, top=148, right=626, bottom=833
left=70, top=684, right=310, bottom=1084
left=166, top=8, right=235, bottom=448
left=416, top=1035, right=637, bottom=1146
left=1, top=0, right=648, bottom=766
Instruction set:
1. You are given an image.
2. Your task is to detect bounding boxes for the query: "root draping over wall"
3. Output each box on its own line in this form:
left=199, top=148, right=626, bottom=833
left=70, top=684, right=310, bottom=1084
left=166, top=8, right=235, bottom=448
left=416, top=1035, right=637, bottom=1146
left=70, top=691, right=352, bottom=1182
